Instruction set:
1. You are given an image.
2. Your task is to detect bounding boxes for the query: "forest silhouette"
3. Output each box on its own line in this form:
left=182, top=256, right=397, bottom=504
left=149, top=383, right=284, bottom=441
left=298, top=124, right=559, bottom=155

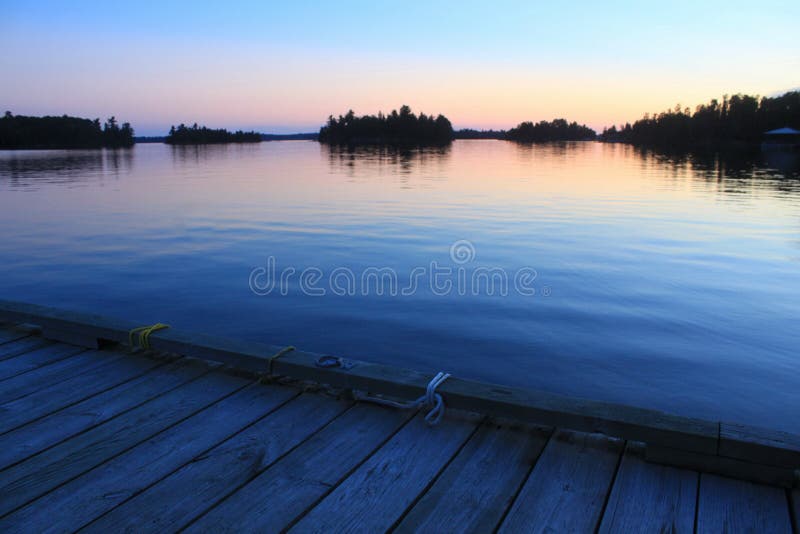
left=318, top=105, right=454, bottom=146
left=0, top=112, right=134, bottom=149
left=2, top=91, right=799, bottom=150
left=505, top=119, right=596, bottom=142
left=600, top=91, right=800, bottom=147
left=165, top=124, right=261, bottom=144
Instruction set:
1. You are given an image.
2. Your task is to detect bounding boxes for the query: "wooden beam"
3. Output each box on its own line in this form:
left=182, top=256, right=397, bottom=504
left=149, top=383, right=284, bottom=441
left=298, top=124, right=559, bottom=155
left=645, top=446, right=797, bottom=488
left=719, top=422, right=800, bottom=469
left=0, top=299, right=798, bottom=481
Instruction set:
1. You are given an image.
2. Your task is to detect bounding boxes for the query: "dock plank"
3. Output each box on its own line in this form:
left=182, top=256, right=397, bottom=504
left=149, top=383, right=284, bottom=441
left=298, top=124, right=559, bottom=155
left=0, top=327, right=32, bottom=346
left=0, top=337, right=52, bottom=362
left=792, top=489, right=799, bottom=533
left=695, top=473, right=792, bottom=533
left=498, top=429, right=623, bottom=533
left=0, top=342, right=86, bottom=381
left=0, top=348, right=120, bottom=404
left=288, top=412, right=479, bottom=533
left=0, top=371, right=250, bottom=517
left=187, top=403, right=411, bottom=533
left=0, top=351, right=165, bottom=435
left=597, top=447, right=697, bottom=534
left=0, top=359, right=207, bottom=471
left=1, top=382, right=297, bottom=532
left=82, top=394, right=350, bottom=533
left=396, top=422, right=549, bottom=534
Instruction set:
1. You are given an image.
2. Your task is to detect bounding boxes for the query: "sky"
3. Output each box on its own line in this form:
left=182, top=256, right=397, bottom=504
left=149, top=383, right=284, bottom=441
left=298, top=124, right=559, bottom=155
left=1, top=1, right=799, bottom=135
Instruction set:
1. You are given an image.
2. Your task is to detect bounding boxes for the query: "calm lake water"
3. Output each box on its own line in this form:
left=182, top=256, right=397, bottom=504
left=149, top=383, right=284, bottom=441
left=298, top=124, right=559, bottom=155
left=1, top=141, right=799, bottom=431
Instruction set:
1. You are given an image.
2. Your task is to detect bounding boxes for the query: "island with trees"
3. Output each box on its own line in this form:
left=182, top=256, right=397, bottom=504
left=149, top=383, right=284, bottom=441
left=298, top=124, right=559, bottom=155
left=165, top=123, right=262, bottom=144
left=318, top=105, right=454, bottom=146
left=599, top=91, right=800, bottom=147
left=454, top=128, right=506, bottom=139
left=0, top=112, right=134, bottom=149
left=505, top=119, right=596, bottom=142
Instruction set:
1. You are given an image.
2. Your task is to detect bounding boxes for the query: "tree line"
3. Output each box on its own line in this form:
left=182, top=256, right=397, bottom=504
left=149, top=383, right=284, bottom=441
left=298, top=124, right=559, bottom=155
left=505, top=119, right=596, bottom=142
left=5, top=92, right=798, bottom=150
left=318, top=105, right=454, bottom=146
left=599, top=91, right=800, bottom=147
left=454, top=129, right=506, bottom=139
left=165, top=123, right=261, bottom=144
left=0, top=112, right=134, bottom=149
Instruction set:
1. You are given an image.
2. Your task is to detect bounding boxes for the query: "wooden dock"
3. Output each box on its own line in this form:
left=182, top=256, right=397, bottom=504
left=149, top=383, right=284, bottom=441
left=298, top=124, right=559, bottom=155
left=0, top=301, right=797, bottom=532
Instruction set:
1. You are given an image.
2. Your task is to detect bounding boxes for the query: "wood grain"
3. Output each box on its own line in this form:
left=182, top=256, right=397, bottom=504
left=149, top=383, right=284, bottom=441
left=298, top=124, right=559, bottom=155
left=499, top=429, right=622, bottom=533
left=0, top=342, right=86, bottom=381
left=187, top=403, right=412, bottom=533
left=396, top=422, right=549, bottom=533
left=696, top=473, right=792, bottom=533
left=1, top=382, right=296, bottom=532
left=0, top=349, right=120, bottom=404
left=0, top=371, right=249, bottom=517
left=0, top=358, right=207, bottom=470
left=0, top=337, right=52, bottom=362
left=82, top=394, right=349, bottom=533
left=0, top=352, right=164, bottom=435
left=719, top=422, right=800, bottom=468
left=598, top=446, right=697, bottom=533
left=288, top=413, right=479, bottom=533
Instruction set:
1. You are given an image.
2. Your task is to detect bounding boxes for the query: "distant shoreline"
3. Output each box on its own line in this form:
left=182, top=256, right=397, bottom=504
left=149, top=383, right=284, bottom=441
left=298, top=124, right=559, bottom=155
left=131, top=132, right=319, bottom=144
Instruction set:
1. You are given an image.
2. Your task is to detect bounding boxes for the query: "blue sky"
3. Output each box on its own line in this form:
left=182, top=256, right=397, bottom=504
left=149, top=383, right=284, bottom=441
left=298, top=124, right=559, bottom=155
left=2, top=1, right=798, bottom=134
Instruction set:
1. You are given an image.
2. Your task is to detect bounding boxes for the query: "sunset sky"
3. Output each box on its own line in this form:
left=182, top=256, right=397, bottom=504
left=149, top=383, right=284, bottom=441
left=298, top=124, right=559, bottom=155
left=2, top=0, right=798, bottom=135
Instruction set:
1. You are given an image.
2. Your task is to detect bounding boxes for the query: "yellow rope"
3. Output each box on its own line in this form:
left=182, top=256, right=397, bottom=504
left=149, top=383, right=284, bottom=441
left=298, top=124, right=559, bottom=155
left=267, top=345, right=295, bottom=375
left=128, top=323, right=170, bottom=350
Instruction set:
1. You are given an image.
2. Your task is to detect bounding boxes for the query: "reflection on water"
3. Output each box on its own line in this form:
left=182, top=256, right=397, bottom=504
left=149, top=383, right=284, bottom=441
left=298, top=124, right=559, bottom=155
left=0, top=140, right=799, bottom=431
left=323, top=144, right=452, bottom=187
left=0, top=148, right=133, bottom=188
left=635, top=145, right=800, bottom=184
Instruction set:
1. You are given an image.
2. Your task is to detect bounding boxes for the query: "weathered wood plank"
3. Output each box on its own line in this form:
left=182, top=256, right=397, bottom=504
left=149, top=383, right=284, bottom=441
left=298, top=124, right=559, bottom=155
left=287, top=412, right=479, bottom=533
left=254, top=351, right=721, bottom=455
left=0, top=342, right=85, bottom=381
left=646, top=445, right=797, bottom=488
left=719, top=422, right=800, bottom=469
left=695, top=473, right=792, bottom=533
left=598, top=446, right=697, bottom=534
left=1, top=382, right=297, bottom=532
left=40, top=325, right=113, bottom=350
left=0, top=337, right=52, bottom=362
left=82, top=394, right=350, bottom=533
left=498, top=429, right=623, bottom=533
left=0, top=349, right=119, bottom=404
left=187, top=403, right=412, bottom=533
left=0, top=371, right=251, bottom=517
left=396, top=422, right=550, bottom=534
left=0, top=359, right=207, bottom=471
left=0, top=351, right=165, bottom=435
left=0, top=299, right=720, bottom=455
left=0, top=327, right=32, bottom=346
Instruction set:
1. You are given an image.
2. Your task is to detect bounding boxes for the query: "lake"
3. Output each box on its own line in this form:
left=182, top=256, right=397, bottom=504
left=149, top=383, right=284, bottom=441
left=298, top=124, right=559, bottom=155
left=1, top=140, right=798, bottom=431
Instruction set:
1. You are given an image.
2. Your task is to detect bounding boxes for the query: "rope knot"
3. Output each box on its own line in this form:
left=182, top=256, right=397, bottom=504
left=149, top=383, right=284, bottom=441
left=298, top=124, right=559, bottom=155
left=420, top=371, right=451, bottom=425
left=267, top=346, right=295, bottom=375
left=128, top=323, right=170, bottom=351
left=352, top=371, right=451, bottom=426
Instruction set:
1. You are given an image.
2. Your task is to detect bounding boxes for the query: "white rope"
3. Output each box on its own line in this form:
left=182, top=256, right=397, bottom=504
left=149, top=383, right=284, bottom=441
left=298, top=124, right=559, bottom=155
left=353, top=371, right=451, bottom=426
